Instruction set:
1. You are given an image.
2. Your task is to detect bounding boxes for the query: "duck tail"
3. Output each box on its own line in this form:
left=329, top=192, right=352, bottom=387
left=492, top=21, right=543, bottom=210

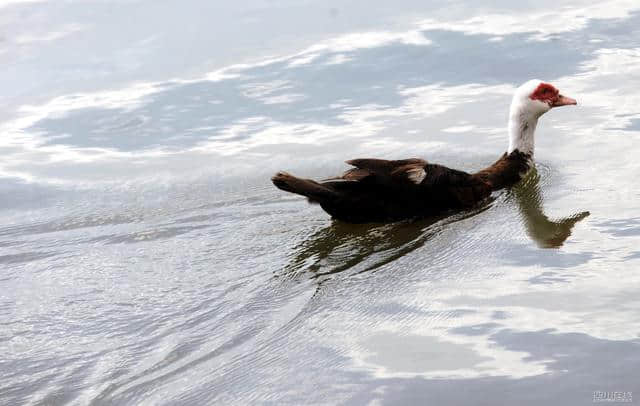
left=271, top=172, right=337, bottom=203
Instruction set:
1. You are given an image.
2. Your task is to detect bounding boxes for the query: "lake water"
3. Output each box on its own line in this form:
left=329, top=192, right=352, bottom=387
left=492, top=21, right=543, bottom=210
left=2, top=1, right=640, bottom=405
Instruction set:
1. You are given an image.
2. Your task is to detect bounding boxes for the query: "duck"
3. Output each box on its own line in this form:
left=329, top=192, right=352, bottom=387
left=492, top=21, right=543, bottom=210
left=271, top=80, right=577, bottom=223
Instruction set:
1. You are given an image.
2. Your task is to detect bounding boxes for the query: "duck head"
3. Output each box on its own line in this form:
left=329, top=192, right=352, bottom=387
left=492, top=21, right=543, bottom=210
left=508, top=79, right=577, bottom=155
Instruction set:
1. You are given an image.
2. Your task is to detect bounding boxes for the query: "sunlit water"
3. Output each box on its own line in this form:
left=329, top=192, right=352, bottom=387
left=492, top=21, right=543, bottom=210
left=2, top=1, right=640, bottom=405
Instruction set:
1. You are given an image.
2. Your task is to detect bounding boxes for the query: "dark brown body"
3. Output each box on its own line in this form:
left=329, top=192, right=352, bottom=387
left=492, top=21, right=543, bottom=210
left=272, top=150, right=531, bottom=223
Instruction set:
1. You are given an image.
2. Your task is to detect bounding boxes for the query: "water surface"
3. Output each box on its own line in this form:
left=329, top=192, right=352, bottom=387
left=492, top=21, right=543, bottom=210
left=1, top=1, right=640, bottom=405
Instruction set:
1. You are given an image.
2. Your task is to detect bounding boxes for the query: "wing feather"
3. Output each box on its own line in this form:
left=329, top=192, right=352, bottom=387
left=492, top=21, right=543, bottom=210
left=317, top=156, right=491, bottom=217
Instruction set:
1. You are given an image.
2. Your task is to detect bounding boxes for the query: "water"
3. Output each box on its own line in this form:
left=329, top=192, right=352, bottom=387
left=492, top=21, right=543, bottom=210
left=1, top=1, right=640, bottom=404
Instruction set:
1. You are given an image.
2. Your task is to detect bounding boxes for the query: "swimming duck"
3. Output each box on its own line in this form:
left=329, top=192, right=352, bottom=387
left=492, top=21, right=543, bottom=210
left=272, top=80, right=577, bottom=223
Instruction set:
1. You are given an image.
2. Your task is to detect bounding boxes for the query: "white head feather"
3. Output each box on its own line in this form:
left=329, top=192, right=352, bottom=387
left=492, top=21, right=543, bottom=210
left=507, top=79, right=551, bottom=155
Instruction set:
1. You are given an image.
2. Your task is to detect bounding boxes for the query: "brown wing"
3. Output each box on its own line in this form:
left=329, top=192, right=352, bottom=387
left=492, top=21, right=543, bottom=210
left=344, top=158, right=490, bottom=206
left=338, top=158, right=428, bottom=185
left=315, top=157, right=491, bottom=222
left=345, top=158, right=427, bottom=173
left=420, top=163, right=492, bottom=207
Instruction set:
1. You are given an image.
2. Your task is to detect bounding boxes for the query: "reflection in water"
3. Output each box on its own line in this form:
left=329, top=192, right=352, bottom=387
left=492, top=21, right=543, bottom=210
left=282, top=204, right=492, bottom=280
left=283, top=219, right=430, bottom=279
left=512, top=169, right=590, bottom=248
left=284, top=168, right=589, bottom=278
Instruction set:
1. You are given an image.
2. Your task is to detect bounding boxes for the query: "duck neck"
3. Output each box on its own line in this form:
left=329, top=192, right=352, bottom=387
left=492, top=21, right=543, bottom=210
left=507, top=109, right=538, bottom=156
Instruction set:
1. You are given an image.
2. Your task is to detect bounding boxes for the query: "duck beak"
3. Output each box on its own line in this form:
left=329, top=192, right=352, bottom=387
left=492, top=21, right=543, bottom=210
left=552, top=94, right=577, bottom=107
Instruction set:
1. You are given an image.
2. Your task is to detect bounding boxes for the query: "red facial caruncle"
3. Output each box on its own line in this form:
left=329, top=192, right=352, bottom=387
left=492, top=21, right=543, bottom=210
left=529, top=82, right=559, bottom=105
left=529, top=82, right=577, bottom=108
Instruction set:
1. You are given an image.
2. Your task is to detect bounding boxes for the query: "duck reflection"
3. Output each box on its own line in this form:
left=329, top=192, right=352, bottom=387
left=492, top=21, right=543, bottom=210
left=282, top=168, right=588, bottom=278
left=284, top=220, right=424, bottom=279
left=282, top=207, right=490, bottom=280
left=511, top=168, right=589, bottom=248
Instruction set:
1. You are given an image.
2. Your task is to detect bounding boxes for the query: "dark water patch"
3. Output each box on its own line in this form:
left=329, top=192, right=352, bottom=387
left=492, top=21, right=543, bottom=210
left=625, top=251, right=640, bottom=260
left=501, top=242, right=594, bottom=268
left=348, top=330, right=640, bottom=406
left=595, top=217, right=640, bottom=237
left=607, top=117, right=640, bottom=131
left=626, top=118, right=640, bottom=131
left=25, top=22, right=606, bottom=153
left=0, top=354, right=85, bottom=406
left=492, top=311, right=510, bottom=320
left=0, top=213, right=142, bottom=238
left=581, top=10, right=640, bottom=50
left=527, top=271, right=570, bottom=285
left=0, top=251, right=57, bottom=264
left=93, top=224, right=211, bottom=244
left=28, top=6, right=638, bottom=155
left=368, top=302, right=432, bottom=316
left=0, top=240, right=25, bottom=248
left=0, top=177, right=63, bottom=211
left=168, top=213, right=222, bottom=225
left=450, top=322, right=502, bottom=336
left=363, top=332, right=492, bottom=374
